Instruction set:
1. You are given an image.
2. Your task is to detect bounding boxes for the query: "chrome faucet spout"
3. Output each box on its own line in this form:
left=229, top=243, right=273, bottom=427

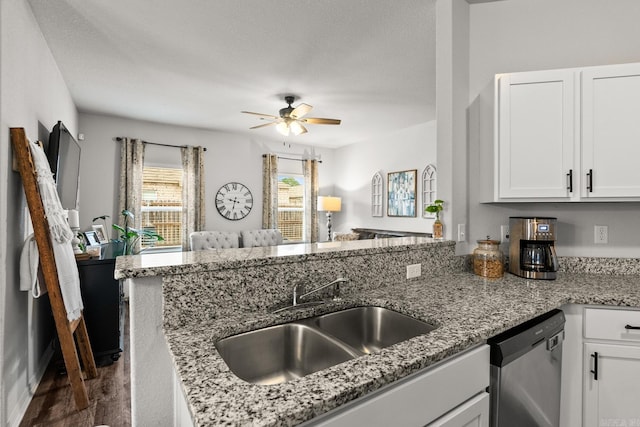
left=293, top=277, right=348, bottom=306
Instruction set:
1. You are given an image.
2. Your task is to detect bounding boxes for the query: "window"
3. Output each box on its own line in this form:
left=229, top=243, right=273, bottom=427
left=140, top=166, right=183, bottom=249
left=277, top=174, right=305, bottom=242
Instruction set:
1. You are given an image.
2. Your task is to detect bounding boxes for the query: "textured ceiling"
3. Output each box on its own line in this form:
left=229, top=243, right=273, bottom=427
left=28, top=0, right=436, bottom=148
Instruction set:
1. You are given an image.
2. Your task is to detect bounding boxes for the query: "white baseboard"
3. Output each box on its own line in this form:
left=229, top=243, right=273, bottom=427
left=7, top=345, right=54, bottom=427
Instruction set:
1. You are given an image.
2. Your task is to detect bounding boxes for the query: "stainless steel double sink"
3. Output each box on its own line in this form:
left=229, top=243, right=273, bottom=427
left=215, top=306, right=436, bottom=385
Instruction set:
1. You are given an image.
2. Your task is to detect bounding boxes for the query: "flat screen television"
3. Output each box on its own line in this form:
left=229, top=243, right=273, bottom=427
left=46, top=121, right=81, bottom=210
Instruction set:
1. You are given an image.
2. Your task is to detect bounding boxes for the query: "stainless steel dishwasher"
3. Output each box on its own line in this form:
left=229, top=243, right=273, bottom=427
left=488, top=309, right=565, bottom=427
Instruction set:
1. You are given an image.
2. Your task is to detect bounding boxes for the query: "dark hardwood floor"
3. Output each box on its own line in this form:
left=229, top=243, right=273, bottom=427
left=20, top=305, right=131, bottom=427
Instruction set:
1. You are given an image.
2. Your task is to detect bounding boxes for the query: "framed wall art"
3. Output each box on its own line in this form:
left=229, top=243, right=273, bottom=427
left=421, top=164, right=437, bottom=218
left=92, top=224, right=109, bottom=244
left=387, top=169, right=417, bottom=217
left=84, top=230, right=100, bottom=247
left=371, top=171, right=384, bottom=217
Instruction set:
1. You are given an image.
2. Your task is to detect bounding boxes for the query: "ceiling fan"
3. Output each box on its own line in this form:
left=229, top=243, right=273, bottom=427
left=241, top=95, right=341, bottom=136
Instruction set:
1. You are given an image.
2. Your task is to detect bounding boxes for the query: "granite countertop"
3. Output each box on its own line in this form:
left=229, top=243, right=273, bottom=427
left=113, top=237, right=449, bottom=280
left=165, top=271, right=640, bottom=427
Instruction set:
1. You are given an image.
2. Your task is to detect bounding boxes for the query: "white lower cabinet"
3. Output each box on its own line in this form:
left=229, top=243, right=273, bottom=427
left=427, top=392, right=489, bottom=427
left=583, top=307, right=640, bottom=427
left=583, top=343, right=640, bottom=427
left=306, top=345, right=489, bottom=427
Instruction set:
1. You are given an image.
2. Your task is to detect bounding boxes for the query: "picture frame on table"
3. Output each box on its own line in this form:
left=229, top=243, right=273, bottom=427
left=92, top=224, right=108, bottom=244
left=84, top=230, right=100, bottom=247
left=387, top=169, right=417, bottom=217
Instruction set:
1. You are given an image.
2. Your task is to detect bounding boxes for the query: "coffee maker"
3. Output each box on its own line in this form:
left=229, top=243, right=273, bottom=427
left=509, top=217, right=559, bottom=280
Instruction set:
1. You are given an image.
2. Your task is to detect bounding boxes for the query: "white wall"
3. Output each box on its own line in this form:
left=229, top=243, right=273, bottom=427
left=435, top=0, right=470, bottom=254
left=463, top=0, right=640, bottom=257
left=77, top=112, right=336, bottom=240
left=0, top=0, right=78, bottom=425
left=332, top=121, right=437, bottom=234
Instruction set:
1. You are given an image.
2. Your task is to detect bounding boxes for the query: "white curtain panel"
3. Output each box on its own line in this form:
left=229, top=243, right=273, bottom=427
left=181, top=146, right=206, bottom=251
left=303, top=159, right=319, bottom=243
left=262, top=154, right=278, bottom=229
left=118, top=138, right=146, bottom=253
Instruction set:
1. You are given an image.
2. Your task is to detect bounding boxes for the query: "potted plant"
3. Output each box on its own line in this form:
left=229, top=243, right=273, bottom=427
left=112, top=209, right=164, bottom=255
left=425, top=199, right=444, bottom=239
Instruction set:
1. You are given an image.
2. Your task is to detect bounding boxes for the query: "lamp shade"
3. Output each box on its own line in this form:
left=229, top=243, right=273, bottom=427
left=317, top=196, right=342, bottom=212
left=67, top=209, right=80, bottom=229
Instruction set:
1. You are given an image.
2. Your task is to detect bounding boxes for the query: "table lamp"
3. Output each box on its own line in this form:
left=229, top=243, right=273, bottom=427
left=317, top=196, right=342, bottom=241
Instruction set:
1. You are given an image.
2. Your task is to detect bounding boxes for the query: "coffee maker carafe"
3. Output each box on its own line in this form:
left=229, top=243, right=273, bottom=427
left=509, top=217, right=559, bottom=280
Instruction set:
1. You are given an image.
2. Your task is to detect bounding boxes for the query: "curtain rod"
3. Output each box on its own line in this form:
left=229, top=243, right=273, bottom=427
left=263, top=154, right=322, bottom=163
left=115, top=137, right=207, bottom=151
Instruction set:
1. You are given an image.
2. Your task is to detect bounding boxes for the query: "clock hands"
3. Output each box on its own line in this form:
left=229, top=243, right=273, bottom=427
left=229, top=196, right=239, bottom=211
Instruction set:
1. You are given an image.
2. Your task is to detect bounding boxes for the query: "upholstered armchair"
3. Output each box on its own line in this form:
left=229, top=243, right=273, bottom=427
left=189, top=231, right=240, bottom=250
left=240, top=229, right=283, bottom=248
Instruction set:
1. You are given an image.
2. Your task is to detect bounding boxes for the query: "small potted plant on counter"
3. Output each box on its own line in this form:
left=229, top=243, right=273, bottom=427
left=112, top=209, right=164, bottom=255
left=425, top=199, right=444, bottom=239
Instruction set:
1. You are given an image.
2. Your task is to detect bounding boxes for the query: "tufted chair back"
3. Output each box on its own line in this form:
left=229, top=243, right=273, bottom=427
left=240, top=229, right=283, bottom=248
left=189, top=231, right=240, bottom=251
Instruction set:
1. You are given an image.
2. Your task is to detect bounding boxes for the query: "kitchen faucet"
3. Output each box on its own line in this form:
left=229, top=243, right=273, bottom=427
left=292, top=277, right=348, bottom=306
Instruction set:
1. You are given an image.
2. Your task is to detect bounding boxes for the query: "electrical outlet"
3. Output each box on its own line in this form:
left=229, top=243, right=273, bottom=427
left=500, top=225, right=510, bottom=243
left=457, top=224, right=466, bottom=242
left=594, top=225, right=608, bottom=244
left=406, top=263, right=421, bottom=279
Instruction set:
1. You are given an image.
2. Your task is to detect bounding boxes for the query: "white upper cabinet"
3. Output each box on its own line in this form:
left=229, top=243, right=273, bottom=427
left=480, top=62, right=640, bottom=202
left=581, top=63, right=640, bottom=198
left=498, top=70, right=575, bottom=199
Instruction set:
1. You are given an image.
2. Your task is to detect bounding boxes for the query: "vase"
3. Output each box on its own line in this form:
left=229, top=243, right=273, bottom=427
left=105, top=240, right=126, bottom=258
left=432, top=218, right=443, bottom=240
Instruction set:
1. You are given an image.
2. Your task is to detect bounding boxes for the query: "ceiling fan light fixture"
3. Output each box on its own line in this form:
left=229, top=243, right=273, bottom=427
left=276, top=121, right=290, bottom=136
left=289, top=121, right=305, bottom=136
left=243, top=96, right=340, bottom=136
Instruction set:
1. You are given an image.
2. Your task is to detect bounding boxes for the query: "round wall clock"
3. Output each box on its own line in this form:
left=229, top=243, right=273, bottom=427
left=215, top=182, right=253, bottom=221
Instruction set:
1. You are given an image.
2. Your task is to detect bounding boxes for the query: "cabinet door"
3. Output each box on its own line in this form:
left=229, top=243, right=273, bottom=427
left=498, top=70, right=575, bottom=199
left=582, top=63, right=640, bottom=198
left=76, top=258, right=123, bottom=359
left=304, top=345, right=489, bottom=427
left=583, top=343, right=640, bottom=427
left=427, top=392, right=489, bottom=427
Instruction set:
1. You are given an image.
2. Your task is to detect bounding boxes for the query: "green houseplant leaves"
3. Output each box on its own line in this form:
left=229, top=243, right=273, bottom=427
left=425, top=199, right=444, bottom=219
left=112, top=209, right=164, bottom=255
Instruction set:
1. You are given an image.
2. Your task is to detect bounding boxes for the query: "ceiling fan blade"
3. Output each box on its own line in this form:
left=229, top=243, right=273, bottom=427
left=249, top=122, right=277, bottom=129
left=290, top=103, right=313, bottom=119
left=302, top=117, right=341, bottom=125
left=241, top=111, right=279, bottom=119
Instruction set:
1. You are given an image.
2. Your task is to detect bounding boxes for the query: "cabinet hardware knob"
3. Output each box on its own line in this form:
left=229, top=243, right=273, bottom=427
left=590, top=352, right=599, bottom=381
left=624, top=324, right=640, bottom=330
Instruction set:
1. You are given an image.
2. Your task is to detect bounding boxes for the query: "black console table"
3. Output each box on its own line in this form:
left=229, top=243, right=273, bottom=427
left=76, top=257, right=124, bottom=365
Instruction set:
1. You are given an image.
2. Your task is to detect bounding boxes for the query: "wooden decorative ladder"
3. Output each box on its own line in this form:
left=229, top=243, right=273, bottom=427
left=11, top=127, right=97, bottom=410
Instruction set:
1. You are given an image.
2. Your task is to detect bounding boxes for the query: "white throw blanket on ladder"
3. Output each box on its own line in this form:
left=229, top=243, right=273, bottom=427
left=29, top=140, right=83, bottom=321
